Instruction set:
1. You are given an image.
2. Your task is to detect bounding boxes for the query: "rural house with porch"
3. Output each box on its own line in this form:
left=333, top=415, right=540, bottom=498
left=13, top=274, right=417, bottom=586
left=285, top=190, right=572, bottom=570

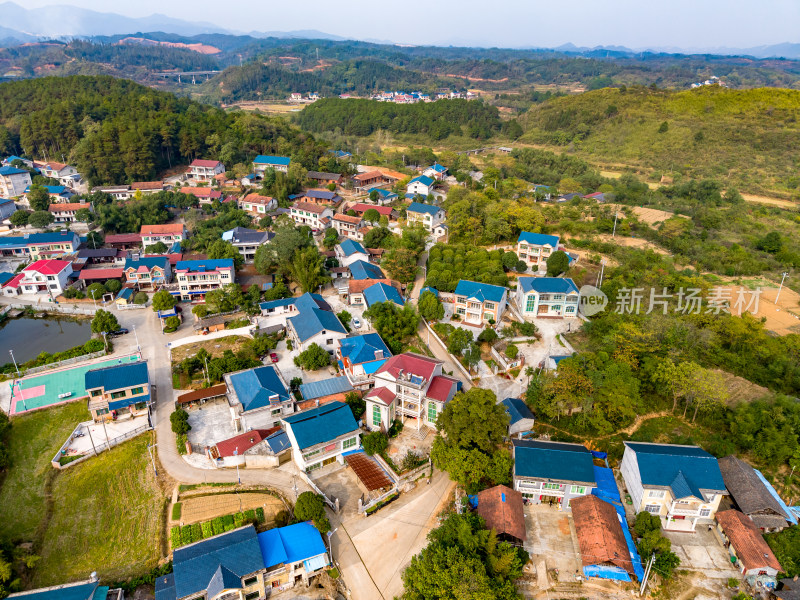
left=85, top=360, right=151, bottom=423
left=453, top=279, right=508, bottom=325
left=282, top=401, right=361, bottom=473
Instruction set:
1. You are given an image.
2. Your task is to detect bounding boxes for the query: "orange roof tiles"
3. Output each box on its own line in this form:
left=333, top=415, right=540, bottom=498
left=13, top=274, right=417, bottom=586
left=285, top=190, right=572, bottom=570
left=571, top=495, right=635, bottom=576
left=715, top=510, right=782, bottom=573
left=140, top=223, right=185, bottom=235
left=476, top=485, right=526, bottom=542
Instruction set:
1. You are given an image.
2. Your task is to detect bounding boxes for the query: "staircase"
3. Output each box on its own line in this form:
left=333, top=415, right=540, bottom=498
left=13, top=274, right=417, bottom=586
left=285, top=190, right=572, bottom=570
left=414, top=425, right=430, bottom=441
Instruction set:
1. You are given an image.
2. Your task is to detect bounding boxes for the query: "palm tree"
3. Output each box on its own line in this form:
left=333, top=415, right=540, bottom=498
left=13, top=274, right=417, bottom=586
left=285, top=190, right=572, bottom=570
left=524, top=366, right=535, bottom=386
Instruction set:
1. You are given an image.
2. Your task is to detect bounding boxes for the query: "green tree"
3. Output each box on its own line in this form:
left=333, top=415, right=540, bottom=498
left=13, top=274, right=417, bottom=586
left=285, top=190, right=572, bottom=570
left=27, top=185, right=50, bottom=211
left=288, top=246, right=329, bottom=293
left=134, top=291, right=148, bottom=305
left=345, top=391, right=366, bottom=420
left=104, top=279, right=122, bottom=294
left=207, top=239, right=244, bottom=269
left=382, top=247, right=418, bottom=284
left=658, top=121, right=669, bottom=133
left=505, top=344, right=519, bottom=360
left=364, top=303, right=419, bottom=354
left=262, top=279, right=291, bottom=301
left=294, top=343, right=331, bottom=370
left=254, top=225, right=311, bottom=275
left=369, top=189, right=379, bottom=202
left=337, top=310, right=352, bottom=331
left=418, top=291, right=444, bottom=321
left=144, top=241, right=168, bottom=254
left=152, top=289, right=177, bottom=312
left=91, top=309, right=119, bottom=334
left=75, top=207, right=93, bottom=222
left=294, top=491, right=331, bottom=534
left=362, top=431, right=388, bottom=456
left=164, top=316, right=180, bottom=331
left=86, top=282, right=106, bottom=301
left=10, top=210, right=29, bottom=227
left=364, top=208, right=380, bottom=223
left=501, top=251, right=519, bottom=271
left=546, top=250, right=570, bottom=276
left=447, top=328, right=474, bottom=357
left=170, top=408, right=191, bottom=435
left=477, top=328, right=498, bottom=344
left=322, top=227, right=339, bottom=249
left=436, top=388, right=508, bottom=453
left=756, top=231, right=782, bottom=254
left=28, top=210, right=53, bottom=228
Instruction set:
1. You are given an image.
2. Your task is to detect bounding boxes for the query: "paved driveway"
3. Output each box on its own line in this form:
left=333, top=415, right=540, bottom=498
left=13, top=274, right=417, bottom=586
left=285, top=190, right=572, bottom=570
left=663, top=527, right=741, bottom=579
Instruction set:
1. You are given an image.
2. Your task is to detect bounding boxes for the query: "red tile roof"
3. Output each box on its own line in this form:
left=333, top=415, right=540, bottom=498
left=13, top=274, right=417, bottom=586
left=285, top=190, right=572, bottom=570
left=426, top=375, right=458, bottom=403
left=180, top=187, right=221, bottom=199
left=348, top=278, right=395, bottom=294
left=140, top=224, right=185, bottom=235
left=350, top=203, right=395, bottom=217
left=2, top=273, right=23, bottom=288
left=292, top=201, right=329, bottom=214
left=571, top=495, right=634, bottom=575
left=190, top=159, right=222, bottom=168
left=214, top=427, right=280, bottom=458
left=715, top=510, right=782, bottom=572
left=365, top=387, right=396, bottom=406
left=333, top=214, right=363, bottom=225
left=49, top=202, right=90, bottom=212
left=376, top=353, right=441, bottom=381
left=242, top=193, right=275, bottom=205
left=131, top=181, right=164, bottom=190
left=23, top=259, right=71, bottom=275
left=105, top=233, right=142, bottom=243
left=78, top=268, right=124, bottom=280
left=352, top=170, right=385, bottom=183
left=476, top=485, right=526, bottom=542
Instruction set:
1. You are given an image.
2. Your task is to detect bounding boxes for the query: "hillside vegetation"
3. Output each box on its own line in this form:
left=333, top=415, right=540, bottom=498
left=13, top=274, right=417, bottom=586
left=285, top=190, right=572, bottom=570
left=520, top=86, right=800, bottom=195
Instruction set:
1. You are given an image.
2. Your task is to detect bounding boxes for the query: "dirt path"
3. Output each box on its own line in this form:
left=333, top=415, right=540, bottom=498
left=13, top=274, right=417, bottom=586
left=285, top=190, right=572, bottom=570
left=534, top=410, right=672, bottom=443
left=741, top=193, right=797, bottom=209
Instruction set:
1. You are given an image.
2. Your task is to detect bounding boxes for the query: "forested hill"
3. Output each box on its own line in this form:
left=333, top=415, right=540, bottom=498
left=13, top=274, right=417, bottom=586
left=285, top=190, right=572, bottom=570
left=0, top=76, right=325, bottom=185
left=296, top=98, right=510, bottom=140
left=520, top=85, right=800, bottom=195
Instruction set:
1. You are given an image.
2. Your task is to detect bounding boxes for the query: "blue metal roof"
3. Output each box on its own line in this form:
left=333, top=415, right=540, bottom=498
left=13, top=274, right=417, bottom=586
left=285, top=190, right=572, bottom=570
left=454, top=279, right=507, bottom=303
left=258, top=522, right=329, bottom=569
left=339, top=239, right=367, bottom=257
left=228, top=366, right=289, bottom=412
left=85, top=360, right=148, bottom=392
left=518, top=231, right=560, bottom=247
left=154, top=571, right=176, bottom=600
left=253, top=155, right=291, bottom=166
left=115, top=287, right=134, bottom=301
left=8, top=580, right=100, bottom=600
left=0, top=165, right=27, bottom=176
left=406, top=201, right=440, bottom=215
left=513, top=439, right=596, bottom=485
left=373, top=188, right=397, bottom=199
left=624, top=442, right=726, bottom=498
left=409, top=175, right=434, bottom=186
left=363, top=282, right=404, bottom=308
left=0, top=272, right=14, bottom=285
left=299, top=376, right=353, bottom=401
left=427, top=163, right=447, bottom=173
left=0, top=230, right=77, bottom=249
left=501, top=397, right=534, bottom=425
left=175, top=259, right=234, bottom=272
left=124, top=256, right=169, bottom=271
left=338, top=333, right=392, bottom=365
left=287, top=293, right=346, bottom=342
left=283, top=401, right=358, bottom=450
left=167, top=526, right=265, bottom=600
left=206, top=565, right=242, bottom=599
left=518, top=277, right=579, bottom=295
left=265, top=430, right=291, bottom=454
left=108, top=392, right=150, bottom=411
left=259, top=297, right=296, bottom=311
left=24, top=185, right=67, bottom=194
left=349, top=260, right=384, bottom=280
left=419, top=286, right=438, bottom=297
left=304, top=189, right=340, bottom=201
left=329, top=150, right=351, bottom=158
left=754, top=468, right=798, bottom=525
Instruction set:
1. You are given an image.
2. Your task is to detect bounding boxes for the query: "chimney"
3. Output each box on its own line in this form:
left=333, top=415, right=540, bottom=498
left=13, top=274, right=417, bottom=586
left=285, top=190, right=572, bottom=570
left=90, top=572, right=98, bottom=582
left=374, top=350, right=383, bottom=360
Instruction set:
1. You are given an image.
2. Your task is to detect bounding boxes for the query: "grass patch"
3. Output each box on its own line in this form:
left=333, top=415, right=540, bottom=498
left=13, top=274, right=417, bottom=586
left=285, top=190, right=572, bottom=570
left=33, top=433, right=166, bottom=587
left=328, top=567, right=340, bottom=579
left=172, top=502, right=182, bottom=521
left=178, top=482, right=236, bottom=493
left=0, top=401, right=86, bottom=542
left=58, top=454, right=84, bottom=466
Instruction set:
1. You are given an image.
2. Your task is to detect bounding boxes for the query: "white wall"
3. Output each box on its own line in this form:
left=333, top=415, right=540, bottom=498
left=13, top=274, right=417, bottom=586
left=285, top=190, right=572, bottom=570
left=620, top=446, right=645, bottom=511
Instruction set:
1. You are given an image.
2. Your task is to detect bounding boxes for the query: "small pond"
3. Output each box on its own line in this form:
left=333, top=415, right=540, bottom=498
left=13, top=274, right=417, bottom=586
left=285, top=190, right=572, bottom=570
left=0, top=315, right=92, bottom=364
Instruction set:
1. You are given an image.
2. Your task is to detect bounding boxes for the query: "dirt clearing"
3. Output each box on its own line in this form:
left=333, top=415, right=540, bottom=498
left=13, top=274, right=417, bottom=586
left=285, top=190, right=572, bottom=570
left=719, top=284, right=800, bottom=335
left=180, top=492, right=285, bottom=525
left=171, top=335, right=251, bottom=363
left=741, top=193, right=797, bottom=209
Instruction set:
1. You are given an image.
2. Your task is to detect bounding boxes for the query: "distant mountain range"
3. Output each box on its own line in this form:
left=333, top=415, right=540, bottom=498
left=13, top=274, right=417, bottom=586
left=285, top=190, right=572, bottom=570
left=0, top=1, right=797, bottom=59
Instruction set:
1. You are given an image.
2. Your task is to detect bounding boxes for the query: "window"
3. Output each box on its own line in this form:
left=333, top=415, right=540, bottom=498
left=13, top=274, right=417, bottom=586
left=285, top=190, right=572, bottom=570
left=372, top=405, right=382, bottom=427
left=456, top=307, right=465, bottom=316
left=526, top=295, right=537, bottom=312
left=570, top=486, right=586, bottom=494
left=542, top=483, right=561, bottom=491
left=134, top=401, right=147, bottom=410
left=243, top=576, right=258, bottom=587
left=699, top=508, right=711, bottom=517
left=245, top=592, right=260, bottom=600
left=91, top=389, right=102, bottom=397
left=553, top=294, right=563, bottom=300
left=110, top=390, right=127, bottom=399
left=645, top=504, right=661, bottom=514
left=648, top=489, right=666, bottom=499
left=565, top=306, right=575, bottom=313
left=342, top=437, right=357, bottom=450
left=427, top=401, right=437, bottom=423
left=551, top=305, right=561, bottom=312
left=272, top=408, right=282, bottom=415
left=485, top=302, right=495, bottom=310
left=96, top=408, right=109, bottom=415
left=131, top=386, right=144, bottom=395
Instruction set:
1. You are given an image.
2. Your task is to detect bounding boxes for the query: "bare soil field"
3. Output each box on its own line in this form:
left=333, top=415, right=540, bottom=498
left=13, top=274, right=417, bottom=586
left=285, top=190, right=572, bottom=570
left=179, top=492, right=285, bottom=525
left=607, top=203, right=688, bottom=226
left=721, top=284, right=800, bottom=335
left=715, top=370, right=771, bottom=404
left=741, top=193, right=798, bottom=209
left=171, top=335, right=251, bottom=363
left=594, top=233, right=672, bottom=255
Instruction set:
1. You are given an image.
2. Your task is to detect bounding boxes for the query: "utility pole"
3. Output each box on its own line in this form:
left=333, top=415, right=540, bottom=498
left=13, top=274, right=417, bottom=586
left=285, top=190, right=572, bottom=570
left=147, top=442, right=158, bottom=476
left=234, top=446, right=241, bottom=484
left=292, top=475, right=298, bottom=500
left=133, top=325, right=140, bottom=353
left=612, top=211, right=619, bottom=237
left=639, top=553, right=655, bottom=597
left=775, top=271, right=789, bottom=305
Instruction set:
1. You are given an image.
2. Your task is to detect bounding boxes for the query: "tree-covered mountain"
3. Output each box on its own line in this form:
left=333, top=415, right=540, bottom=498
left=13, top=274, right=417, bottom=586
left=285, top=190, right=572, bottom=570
left=519, top=85, right=800, bottom=195
left=0, top=75, right=326, bottom=185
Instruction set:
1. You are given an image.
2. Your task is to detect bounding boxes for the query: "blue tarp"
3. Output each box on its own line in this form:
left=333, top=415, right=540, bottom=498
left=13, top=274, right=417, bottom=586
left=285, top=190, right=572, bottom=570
left=591, top=466, right=645, bottom=582
left=583, top=565, right=631, bottom=582
left=590, top=450, right=608, bottom=460
left=467, top=495, right=478, bottom=509
left=754, top=468, right=798, bottom=525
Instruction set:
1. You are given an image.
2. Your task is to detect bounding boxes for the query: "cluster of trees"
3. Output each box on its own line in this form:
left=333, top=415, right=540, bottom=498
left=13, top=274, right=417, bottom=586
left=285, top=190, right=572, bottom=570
left=254, top=223, right=328, bottom=293
left=425, top=244, right=509, bottom=293
left=363, top=302, right=419, bottom=355
left=431, top=388, right=512, bottom=493
left=0, top=76, right=327, bottom=185
left=633, top=512, right=680, bottom=580
left=293, top=492, right=331, bottom=534
left=401, top=512, right=528, bottom=600
left=175, top=346, right=264, bottom=385
left=298, top=98, right=504, bottom=140
left=64, top=40, right=220, bottom=71
left=294, top=344, right=331, bottom=370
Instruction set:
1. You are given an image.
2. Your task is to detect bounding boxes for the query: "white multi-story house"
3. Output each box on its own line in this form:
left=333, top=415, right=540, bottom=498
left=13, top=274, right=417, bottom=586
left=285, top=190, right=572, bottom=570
left=225, top=365, right=295, bottom=432
left=516, top=277, right=580, bottom=318
left=38, top=161, right=81, bottom=187
left=282, top=401, right=361, bottom=473
left=239, top=193, right=277, bottom=216
left=49, top=201, right=93, bottom=223
left=406, top=175, right=435, bottom=197
left=188, top=159, right=225, bottom=182
left=336, top=333, right=393, bottom=390
left=512, top=439, right=597, bottom=510
left=422, top=163, right=448, bottom=181
left=18, top=259, right=73, bottom=295
left=253, top=155, right=291, bottom=174
left=0, top=166, right=31, bottom=197
left=620, top=442, right=728, bottom=532
left=332, top=213, right=364, bottom=240
left=140, top=223, right=187, bottom=247
left=284, top=293, right=348, bottom=353
left=517, top=232, right=560, bottom=271
left=289, top=201, right=333, bottom=230
left=173, top=259, right=235, bottom=301
left=364, top=353, right=459, bottom=433
left=334, top=239, right=370, bottom=267
left=406, top=202, right=445, bottom=232
left=453, top=279, right=508, bottom=325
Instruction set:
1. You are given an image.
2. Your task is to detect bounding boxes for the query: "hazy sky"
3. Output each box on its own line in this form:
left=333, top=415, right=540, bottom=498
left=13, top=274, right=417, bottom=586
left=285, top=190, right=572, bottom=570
left=15, top=0, right=800, bottom=49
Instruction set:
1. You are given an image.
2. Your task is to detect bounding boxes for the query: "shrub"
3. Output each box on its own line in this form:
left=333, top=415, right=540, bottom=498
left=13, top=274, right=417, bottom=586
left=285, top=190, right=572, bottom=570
left=294, top=343, right=331, bottom=370
left=388, top=419, right=404, bottom=438
left=171, top=502, right=182, bottom=520
left=134, top=291, right=148, bottom=305
left=201, top=521, right=213, bottom=538
left=176, top=433, right=188, bottom=455
left=274, top=509, right=290, bottom=527
left=505, top=344, right=519, bottom=359
left=363, top=431, right=388, bottom=456
left=212, top=517, right=225, bottom=535
left=170, top=526, right=182, bottom=548
left=256, top=507, right=265, bottom=523
left=477, top=328, right=499, bottom=344
left=170, top=408, right=191, bottom=434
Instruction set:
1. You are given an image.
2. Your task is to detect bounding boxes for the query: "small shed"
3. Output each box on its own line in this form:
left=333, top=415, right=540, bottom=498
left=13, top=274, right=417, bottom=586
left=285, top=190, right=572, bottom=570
left=501, top=397, right=535, bottom=436
left=476, top=485, right=526, bottom=545
left=715, top=509, right=782, bottom=584
left=571, top=494, right=636, bottom=582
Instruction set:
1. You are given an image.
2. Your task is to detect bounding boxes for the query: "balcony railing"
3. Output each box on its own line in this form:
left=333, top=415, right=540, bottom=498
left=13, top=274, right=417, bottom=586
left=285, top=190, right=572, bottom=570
left=669, top=506, right=703, bottom=517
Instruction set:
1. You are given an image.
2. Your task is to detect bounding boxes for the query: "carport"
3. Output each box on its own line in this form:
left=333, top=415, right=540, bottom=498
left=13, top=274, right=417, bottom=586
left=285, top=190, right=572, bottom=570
left=344, top=451, right=394, bottom=499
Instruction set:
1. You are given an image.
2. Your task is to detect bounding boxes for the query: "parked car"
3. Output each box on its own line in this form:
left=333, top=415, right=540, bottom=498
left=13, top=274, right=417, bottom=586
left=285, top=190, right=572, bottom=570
left=352, top=318, right=361, bottom=329
left=108, top=328, right=129, bottom=337
left=270, top=352, right=279, bottom=363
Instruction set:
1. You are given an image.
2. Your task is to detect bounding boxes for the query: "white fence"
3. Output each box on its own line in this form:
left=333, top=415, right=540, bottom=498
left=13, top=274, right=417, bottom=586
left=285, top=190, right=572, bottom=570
left=7, top=302, right=97, bottom=316
left=24, top=350, right=107, bottom=376
left=51, top=421, right=152, bottom=470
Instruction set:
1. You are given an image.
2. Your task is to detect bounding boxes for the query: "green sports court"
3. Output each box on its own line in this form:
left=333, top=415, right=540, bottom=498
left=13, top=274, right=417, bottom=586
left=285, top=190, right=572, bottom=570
left=9, top=354, right=141, bottom=415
